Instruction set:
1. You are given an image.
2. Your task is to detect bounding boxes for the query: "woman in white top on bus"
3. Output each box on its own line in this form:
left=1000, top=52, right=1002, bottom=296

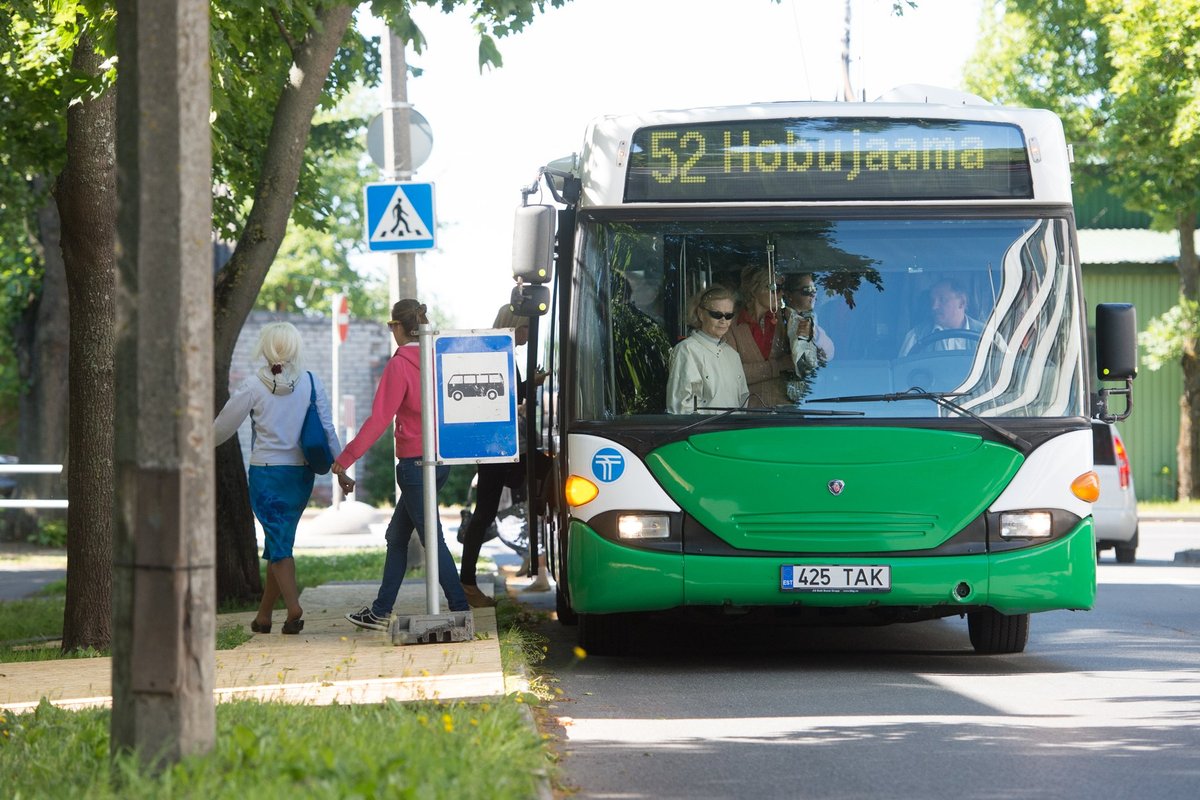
left=666, top=285, right=749, bottom=414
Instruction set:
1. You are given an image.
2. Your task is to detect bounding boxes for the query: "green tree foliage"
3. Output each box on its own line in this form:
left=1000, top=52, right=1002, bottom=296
left=965, top=0, right=1200, bottom=497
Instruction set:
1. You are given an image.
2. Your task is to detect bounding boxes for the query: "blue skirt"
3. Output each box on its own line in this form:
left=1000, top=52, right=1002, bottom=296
left=248, top=465, right=314, bottom=563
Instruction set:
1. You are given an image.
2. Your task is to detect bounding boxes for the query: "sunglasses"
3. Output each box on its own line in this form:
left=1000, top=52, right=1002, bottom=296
left=704, top=308, right=736, bottom=321
left=791, top=286, right=818, bottom=297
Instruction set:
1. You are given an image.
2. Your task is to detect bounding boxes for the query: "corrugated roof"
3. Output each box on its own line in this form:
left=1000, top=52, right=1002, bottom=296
left=1076, top=228, right=1198, bottom=265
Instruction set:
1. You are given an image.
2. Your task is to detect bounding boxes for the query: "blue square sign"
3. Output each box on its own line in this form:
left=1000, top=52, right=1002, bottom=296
left=364, top=182, right=436, bottom=252
left=434, top=331, right=520, bottom=464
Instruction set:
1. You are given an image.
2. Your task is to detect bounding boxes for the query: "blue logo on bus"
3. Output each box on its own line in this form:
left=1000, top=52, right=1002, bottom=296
left=591, top=448, right=625, bottom=483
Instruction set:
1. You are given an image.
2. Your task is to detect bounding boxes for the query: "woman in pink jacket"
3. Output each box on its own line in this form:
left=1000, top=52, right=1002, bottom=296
left=333, top=299, right=469, bottom=630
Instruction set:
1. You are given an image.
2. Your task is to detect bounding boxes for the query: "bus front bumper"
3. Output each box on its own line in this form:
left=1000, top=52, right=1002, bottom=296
left=566, top=519, right=1096, bottom=617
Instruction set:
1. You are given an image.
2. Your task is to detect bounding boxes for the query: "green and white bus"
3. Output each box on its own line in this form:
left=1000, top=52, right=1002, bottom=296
left=512, top=86, right=1137, bottom=655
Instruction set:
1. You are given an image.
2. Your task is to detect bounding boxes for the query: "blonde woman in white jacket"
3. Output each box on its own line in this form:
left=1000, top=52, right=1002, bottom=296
left=214, top=322, right=343, bottom=635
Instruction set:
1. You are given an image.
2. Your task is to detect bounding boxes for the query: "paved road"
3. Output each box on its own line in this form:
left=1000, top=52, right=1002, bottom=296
left=534, top=523, right=1200, bottom=800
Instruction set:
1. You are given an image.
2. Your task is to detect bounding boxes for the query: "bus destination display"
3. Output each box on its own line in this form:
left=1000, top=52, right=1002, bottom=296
left=625, top=118, right=1033, bottom=202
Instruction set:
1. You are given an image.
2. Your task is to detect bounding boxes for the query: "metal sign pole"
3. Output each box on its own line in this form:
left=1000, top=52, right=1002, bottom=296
left=419, top=322, right=439, bottom=615
left=332, top=293, right=342, bottom=510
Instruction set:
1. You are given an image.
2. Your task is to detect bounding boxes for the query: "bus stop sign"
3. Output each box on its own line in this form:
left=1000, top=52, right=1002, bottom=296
left=434, top=331, right=519, bottom=464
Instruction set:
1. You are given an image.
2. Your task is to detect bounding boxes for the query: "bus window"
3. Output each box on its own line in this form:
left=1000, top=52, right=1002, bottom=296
left=574, top=217, right=1085, bottom=420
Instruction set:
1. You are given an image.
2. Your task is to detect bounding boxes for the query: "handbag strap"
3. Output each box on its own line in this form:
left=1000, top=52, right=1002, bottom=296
left=307, top=371, right=317, bottom=406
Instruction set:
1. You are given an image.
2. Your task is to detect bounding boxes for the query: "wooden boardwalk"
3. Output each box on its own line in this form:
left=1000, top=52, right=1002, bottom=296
left=0, top=580, right=505, bottom=712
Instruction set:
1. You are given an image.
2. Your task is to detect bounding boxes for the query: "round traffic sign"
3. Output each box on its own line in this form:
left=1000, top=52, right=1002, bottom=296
left=367, top=108, right=433, bottom=171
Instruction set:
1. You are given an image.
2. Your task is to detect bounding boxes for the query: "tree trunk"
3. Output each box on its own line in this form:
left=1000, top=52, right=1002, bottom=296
left=212, top=4, right=353, bottom=604
left=54, top=33, right=116, bottom=651
left=1177, top=211, right=1200, bottom=501
left=8, top=190, right=70, bottom=542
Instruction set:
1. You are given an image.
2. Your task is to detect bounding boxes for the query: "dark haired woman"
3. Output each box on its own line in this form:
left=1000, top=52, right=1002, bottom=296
left=333, top=299, right=470, bottom=630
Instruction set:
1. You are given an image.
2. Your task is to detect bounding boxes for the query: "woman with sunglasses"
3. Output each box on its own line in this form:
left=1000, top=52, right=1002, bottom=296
left=782, top=272, right=835, bottom=374
left=727, top=265, right=793, bottom=407
left=665, top=285, right=749, bottom=414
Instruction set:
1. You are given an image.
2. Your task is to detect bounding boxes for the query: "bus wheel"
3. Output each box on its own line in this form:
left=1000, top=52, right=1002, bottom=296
left=967, top=609, right=1029, bottom=654
left=556, top=585, right=578, bottom=626
left=578, top=613, right=628, bottom=656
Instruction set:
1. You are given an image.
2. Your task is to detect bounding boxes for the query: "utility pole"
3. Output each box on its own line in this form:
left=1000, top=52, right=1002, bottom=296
left=382, top=26, right=423, bottom=565
left=383, top=28, right=416, bottom=305
left=841, top=0, right=855, bottom=102
left=112, top=0, right=215, bottom=768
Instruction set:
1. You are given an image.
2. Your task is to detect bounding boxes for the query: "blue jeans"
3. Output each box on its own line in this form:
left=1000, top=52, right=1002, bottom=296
left=372, top=458, right=469, bottom=614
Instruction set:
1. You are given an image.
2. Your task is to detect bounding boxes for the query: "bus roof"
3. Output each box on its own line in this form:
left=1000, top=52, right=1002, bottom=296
left=568, top=92, right=1073, bottom=208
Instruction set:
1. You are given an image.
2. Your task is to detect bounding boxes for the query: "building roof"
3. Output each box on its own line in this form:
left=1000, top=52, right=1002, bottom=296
left=1077, top=228, right=1198, bottom=265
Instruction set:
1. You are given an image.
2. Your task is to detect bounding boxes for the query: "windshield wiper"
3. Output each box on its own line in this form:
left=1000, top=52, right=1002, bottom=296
left=673, top=404, right=863, bottom=436
left=805, top=387, right=1032, bottom=454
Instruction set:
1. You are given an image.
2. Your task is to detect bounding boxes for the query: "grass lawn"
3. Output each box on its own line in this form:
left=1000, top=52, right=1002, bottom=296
left=1138, top=499, right=1200, bottom=514
left=1, top=553, right=554, bottom=797
left=2, top=695, right=549, bottom=799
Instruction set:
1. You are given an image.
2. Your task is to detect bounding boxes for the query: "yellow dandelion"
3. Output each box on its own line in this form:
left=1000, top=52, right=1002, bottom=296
left=515, top=695, right=524, bottom=703
left=573, top=646, right=588, bottom=659
left=417, top=714, right=428, bottom=725
left=481, top=703, right=491, bottom=712
left=470, top=718, right=480, bottom=726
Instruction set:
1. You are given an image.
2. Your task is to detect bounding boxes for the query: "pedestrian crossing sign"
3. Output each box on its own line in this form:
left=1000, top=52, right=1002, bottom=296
left=363, top=181, right=436, bottom=252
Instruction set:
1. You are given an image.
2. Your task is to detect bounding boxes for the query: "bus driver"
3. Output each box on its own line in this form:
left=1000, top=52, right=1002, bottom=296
left=899, top=278, right=988, bottom=356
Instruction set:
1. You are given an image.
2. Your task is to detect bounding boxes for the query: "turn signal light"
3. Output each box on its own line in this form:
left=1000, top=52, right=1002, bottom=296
left=564, top=474, right=599, bottom=507
left=1071, top=471, right=1100, bottom=502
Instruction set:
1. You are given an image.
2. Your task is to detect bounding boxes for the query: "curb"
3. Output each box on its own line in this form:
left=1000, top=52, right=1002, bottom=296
left=1174, top=549, right=1200, bottom=565
left=494, top=570, right=555, bottom=800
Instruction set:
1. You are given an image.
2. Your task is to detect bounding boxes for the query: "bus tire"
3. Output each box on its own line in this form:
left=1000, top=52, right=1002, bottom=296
left=578, top=613, right=628, bottom=656
left=967, top=609, right=1029, bottom=654
left=556, top=585, right=578, bottom=626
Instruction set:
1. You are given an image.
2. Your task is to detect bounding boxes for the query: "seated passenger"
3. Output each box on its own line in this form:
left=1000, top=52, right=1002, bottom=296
left=899, top=278, right=991, bottom=357
left=666, top=286, right=749, bottom=414
left=781, top=272, right=835, bottom=373
left=727, top=265, right=792, bottom=407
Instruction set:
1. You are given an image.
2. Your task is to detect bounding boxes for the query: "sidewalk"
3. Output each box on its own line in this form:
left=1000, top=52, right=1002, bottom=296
left=0, top=575, right=507, bottom=713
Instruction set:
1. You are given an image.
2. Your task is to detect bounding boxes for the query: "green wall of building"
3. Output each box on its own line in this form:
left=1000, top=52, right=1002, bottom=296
left=1083, top=263, right=1182, bottom=501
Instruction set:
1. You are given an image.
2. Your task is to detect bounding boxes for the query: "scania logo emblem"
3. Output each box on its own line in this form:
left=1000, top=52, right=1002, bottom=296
left=827, top=479, right=845, bottom=496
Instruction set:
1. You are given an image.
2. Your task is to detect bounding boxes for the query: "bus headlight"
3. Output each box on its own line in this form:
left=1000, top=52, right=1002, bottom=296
left=617, top=514, right=671, bottom=539
left=999, top=511, right=1053, bottom=539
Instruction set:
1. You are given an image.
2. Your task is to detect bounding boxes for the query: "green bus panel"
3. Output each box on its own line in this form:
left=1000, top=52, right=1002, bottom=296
left=646, top=427, right=1023, bottom=553
left=986, top=518, right=1097, bottom=614
left=567, top=521, right=685, bottom=613
left=567, top=519, right=1096, bottom=616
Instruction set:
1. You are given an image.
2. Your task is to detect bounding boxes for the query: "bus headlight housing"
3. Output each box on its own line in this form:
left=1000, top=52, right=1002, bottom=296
left=999, top=511, right=1053, bottom=539
left=617, top=514, right=671, bottom=539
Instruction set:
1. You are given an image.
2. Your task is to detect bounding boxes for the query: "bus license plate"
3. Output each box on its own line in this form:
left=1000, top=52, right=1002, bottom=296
left=781, top=565, right=891, bottom=593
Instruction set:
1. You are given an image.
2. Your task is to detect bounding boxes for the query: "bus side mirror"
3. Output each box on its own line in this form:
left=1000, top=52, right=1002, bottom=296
left=1094, top=302, right=1136, bottom=423
left=512, top=205, right=555, bottom=284
left=1096, top=303, right=1137, bottom=380
left=510, top=283, right=550, bottom=317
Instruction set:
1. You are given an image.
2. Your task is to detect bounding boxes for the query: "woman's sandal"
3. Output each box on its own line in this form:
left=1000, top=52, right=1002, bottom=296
left=281, top=617, right=305, bottom=635
left=250, top=619, right=272, bottom=634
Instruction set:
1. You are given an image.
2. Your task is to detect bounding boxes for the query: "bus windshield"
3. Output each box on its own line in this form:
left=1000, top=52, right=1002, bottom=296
left=573, top=215, right=1087, bottom=420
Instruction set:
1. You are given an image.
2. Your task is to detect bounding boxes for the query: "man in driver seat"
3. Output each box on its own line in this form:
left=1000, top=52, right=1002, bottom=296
left=899, top=279, right=990, bottom=357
